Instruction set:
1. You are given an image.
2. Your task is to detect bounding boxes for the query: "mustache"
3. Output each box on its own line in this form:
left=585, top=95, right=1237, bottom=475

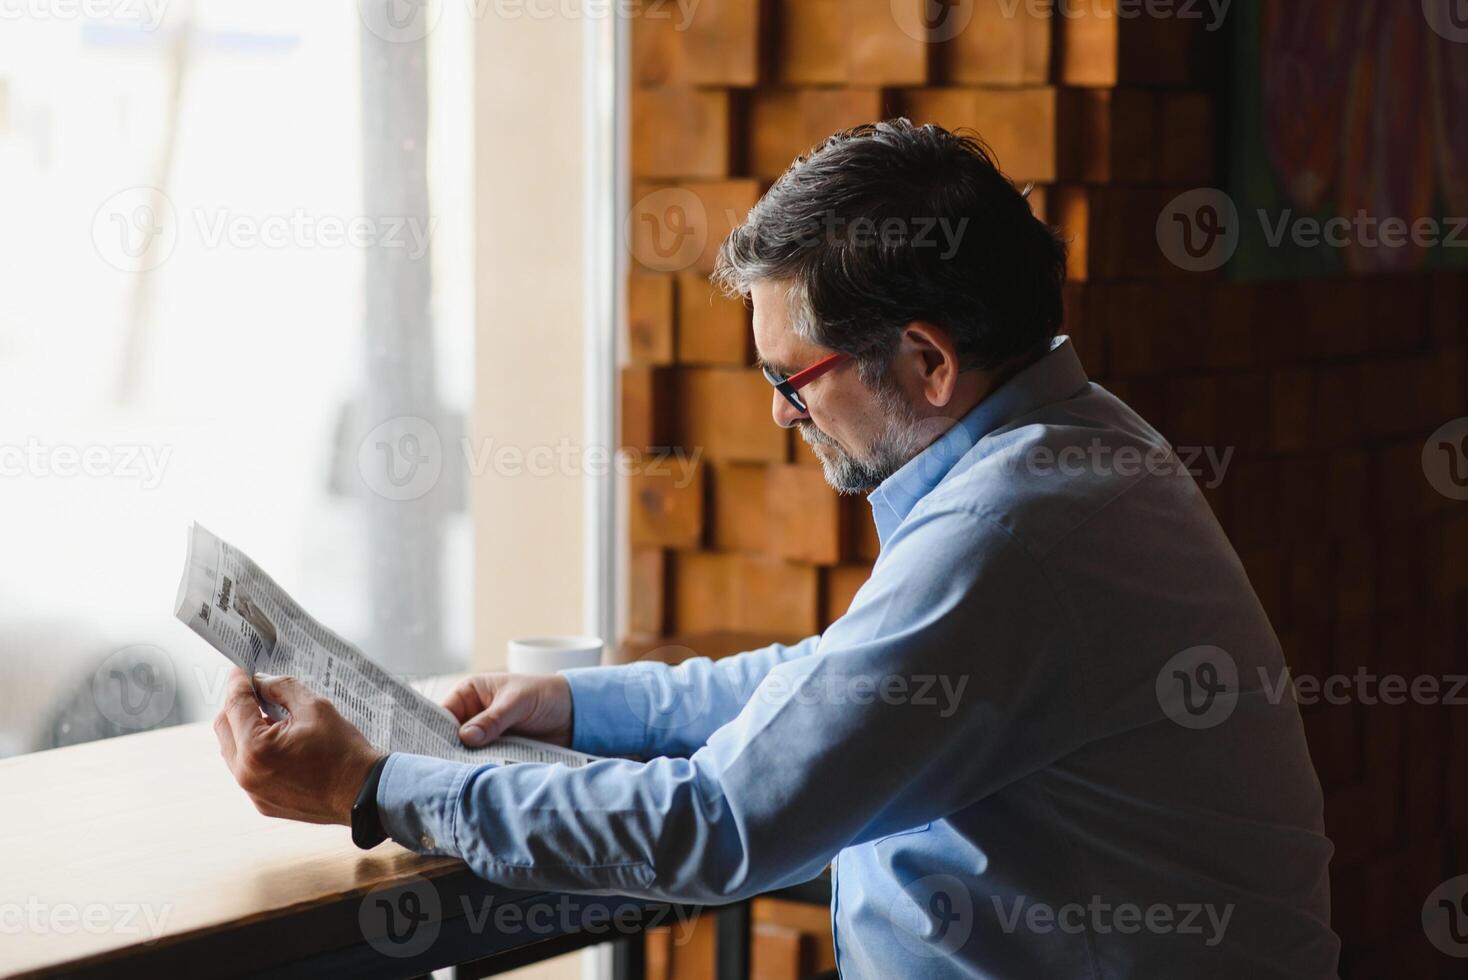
left=796, top=421, right=838, bottom=448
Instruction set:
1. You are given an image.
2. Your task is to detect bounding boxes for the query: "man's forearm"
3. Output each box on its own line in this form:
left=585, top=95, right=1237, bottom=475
left=560, top=636, right=820, bottom=759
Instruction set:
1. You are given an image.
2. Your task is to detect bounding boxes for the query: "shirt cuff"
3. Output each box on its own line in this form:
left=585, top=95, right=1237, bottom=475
left=376, top=752, right=483, bottom=857
left=559, top=664, right=651, bottom=758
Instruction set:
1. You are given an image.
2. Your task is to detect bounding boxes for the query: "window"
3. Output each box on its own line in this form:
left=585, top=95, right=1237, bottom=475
left=0, top=1, right=473, bottom=755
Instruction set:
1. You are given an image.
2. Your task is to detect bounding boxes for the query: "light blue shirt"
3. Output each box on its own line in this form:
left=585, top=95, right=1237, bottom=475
left=379, top=337, right=1339, bottom=977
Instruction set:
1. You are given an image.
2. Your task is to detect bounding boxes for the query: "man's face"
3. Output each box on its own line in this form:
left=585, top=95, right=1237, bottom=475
left=751, top=280, right=925, bottom=494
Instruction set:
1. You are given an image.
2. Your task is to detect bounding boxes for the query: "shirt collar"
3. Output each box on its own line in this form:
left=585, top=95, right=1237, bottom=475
left=867, top=336, right=1089, bottom=547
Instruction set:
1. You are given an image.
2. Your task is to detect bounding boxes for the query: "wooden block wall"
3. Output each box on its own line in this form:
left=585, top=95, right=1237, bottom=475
left=625, top=4, right=1468, bottom=975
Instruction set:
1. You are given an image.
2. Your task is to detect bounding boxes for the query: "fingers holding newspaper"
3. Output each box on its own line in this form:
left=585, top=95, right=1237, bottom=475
left=213, top=667, right=385, bottom=826
left=441, top=673, right=575, bottom=749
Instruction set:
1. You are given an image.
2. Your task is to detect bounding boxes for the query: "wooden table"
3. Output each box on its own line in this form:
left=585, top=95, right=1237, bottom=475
left=0, top=724, right=687, bottom=979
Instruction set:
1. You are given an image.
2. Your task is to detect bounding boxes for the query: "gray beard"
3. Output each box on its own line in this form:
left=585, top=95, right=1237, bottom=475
left=797, top=384, right=926, bottom=495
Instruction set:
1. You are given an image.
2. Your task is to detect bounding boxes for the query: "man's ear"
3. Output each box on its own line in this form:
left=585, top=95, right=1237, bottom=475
left=901, top=321, right=961, bottom=408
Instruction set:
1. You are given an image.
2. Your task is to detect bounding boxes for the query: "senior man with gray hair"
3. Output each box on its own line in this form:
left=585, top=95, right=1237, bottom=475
left=216, top=120, right=1339, bottom=978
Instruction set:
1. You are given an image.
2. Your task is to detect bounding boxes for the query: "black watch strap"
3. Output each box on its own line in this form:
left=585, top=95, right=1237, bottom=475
left=351, top=755, right=392, bottom=850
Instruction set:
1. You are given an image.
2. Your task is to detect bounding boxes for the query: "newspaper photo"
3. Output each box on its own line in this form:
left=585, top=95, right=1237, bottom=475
left=174, top=523, right=597, bottom=768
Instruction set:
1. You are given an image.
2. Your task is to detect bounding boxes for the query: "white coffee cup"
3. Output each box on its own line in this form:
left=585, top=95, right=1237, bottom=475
left=507, top=635, right=603, bottom=674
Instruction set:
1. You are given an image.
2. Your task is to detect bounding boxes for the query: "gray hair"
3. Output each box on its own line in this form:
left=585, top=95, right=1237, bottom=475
left=713, top=118, right=1068, bottom=386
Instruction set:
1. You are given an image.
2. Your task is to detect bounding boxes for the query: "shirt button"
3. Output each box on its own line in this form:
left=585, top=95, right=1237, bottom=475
left=420, top=834, right=436, bottom=850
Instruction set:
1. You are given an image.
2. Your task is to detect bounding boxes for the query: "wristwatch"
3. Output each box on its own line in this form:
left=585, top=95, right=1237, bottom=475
left=351, top=755, right=392, bottom=850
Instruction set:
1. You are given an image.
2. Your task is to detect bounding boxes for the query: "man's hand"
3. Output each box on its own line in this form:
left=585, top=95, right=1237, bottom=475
left=213, top=668, right=383, bottom=826
left=442, top=673, right=574, bottom=748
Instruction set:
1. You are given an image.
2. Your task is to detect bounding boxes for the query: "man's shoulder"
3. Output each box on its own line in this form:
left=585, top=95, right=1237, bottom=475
left=915, top=384, right=1201, bottom=558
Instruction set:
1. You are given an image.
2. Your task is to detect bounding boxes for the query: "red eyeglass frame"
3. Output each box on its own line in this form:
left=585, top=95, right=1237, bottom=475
left=761, top=351, right=850, bottom=413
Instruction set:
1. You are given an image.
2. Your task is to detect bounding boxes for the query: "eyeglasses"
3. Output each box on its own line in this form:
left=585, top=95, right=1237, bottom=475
left=760, top=351, right=850, bottom=413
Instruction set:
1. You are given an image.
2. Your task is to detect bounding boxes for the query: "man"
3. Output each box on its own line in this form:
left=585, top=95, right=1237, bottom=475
left=216, top=121, right=1340, bottom=977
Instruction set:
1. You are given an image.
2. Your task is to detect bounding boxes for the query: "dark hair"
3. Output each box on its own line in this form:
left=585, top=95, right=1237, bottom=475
left=713, top=119, right=1067, bottom=383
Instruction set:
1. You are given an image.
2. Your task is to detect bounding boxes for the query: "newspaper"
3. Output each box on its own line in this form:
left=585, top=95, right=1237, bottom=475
left=173, top=523, right=596, bottom=768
